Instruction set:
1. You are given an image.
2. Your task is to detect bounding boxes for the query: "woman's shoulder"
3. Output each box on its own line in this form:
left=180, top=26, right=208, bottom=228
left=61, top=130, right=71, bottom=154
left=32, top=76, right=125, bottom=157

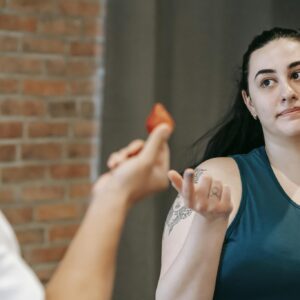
left=195, top=156, right=240, bottom=184
left=196, top=157, right=242, bottom=225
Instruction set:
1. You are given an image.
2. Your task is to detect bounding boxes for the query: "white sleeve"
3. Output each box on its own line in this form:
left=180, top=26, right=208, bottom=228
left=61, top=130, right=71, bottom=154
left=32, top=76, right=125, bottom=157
left=0, top=211, right=45, bottom=300
left=0, top=244, right=45, bottom=300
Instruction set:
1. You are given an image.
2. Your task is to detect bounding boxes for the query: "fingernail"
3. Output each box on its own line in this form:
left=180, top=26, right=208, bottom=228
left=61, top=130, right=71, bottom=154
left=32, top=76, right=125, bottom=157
left=184, top=170, right=193, bottom=178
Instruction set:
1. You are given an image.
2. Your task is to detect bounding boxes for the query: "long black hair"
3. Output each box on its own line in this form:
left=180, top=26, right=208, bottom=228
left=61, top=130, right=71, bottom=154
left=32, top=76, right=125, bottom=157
left=189, top=27, right=300, bottom=169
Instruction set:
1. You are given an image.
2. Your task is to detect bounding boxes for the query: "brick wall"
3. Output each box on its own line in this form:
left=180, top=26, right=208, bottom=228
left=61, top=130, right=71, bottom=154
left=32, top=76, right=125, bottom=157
left=0, top=0, right=105, bottom=284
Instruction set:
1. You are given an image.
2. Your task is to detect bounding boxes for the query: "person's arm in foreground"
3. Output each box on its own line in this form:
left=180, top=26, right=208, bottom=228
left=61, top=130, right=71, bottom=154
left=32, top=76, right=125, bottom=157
left=156, top=160, right=234, bottom=300
left=46, top=124, right=172, bottom=300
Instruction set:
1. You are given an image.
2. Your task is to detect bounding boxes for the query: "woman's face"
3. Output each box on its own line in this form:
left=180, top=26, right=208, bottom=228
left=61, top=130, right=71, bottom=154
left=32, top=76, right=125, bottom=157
left=243, top=38, right=300, bottom=140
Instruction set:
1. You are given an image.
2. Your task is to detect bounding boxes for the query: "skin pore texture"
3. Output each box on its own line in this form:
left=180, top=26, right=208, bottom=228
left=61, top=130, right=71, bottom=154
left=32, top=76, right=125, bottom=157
left=156, top=37, right=300, bottom=300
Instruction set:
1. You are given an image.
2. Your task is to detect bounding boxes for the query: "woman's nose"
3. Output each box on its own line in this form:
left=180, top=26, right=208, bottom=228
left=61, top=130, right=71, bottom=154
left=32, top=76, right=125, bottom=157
left=280, top=81, right=298, bottom=103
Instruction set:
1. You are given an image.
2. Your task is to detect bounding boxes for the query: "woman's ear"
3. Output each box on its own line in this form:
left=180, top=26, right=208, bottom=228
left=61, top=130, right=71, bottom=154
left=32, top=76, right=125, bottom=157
left=241, top=90, right=258, bottom=120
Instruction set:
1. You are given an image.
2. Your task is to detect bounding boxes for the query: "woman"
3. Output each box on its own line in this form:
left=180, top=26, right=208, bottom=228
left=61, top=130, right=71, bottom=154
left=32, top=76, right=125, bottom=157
left=156, top=27, right=300, bottom=300
left=0, top=123, right=172, bottom=300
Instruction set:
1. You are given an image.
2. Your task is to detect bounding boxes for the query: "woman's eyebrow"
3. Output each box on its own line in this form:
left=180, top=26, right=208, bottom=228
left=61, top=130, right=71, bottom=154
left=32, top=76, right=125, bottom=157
left=254, top=61, right=300, bottom=80
left=288, top=60, right=300, bottom=68
left=254, top=69, right=275, bottom=79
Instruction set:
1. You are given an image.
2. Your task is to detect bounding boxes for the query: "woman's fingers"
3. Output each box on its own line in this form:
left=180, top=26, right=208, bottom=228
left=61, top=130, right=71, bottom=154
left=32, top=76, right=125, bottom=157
left=168, top=170, right=183, bottom=193
left=193, top=175, right=212, bottom=211
left=182, top=169, right=195, bottom=207
left=169, top=168, right=233, bottom=219
left=208, top=180, right=223, bottom=202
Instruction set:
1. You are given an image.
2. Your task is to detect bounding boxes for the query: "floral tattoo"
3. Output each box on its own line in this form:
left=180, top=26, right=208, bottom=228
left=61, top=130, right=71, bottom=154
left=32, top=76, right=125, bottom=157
left=165, top=167, right=207, bottom=235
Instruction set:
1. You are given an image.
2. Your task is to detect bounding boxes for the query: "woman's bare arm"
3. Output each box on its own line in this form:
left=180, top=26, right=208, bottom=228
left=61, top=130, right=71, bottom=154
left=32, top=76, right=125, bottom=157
left=156, top=158, right=241, bottom=300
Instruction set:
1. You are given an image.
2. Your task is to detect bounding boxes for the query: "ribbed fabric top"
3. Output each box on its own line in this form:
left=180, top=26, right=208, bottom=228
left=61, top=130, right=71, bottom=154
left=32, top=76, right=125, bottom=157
left=213, top=146, right=300, bottom=300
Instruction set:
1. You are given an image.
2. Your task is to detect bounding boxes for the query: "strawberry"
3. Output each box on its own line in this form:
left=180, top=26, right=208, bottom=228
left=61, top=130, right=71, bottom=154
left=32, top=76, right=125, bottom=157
left=146, top=103, right=175, bottom=133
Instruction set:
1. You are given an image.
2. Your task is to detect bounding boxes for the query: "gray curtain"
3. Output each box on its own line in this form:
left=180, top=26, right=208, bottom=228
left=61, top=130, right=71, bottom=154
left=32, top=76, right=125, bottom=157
left=100, top=1, right=300, bottom=299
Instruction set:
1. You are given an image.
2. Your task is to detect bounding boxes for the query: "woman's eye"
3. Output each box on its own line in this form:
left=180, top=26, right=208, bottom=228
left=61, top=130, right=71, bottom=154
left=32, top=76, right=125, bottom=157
left=260, top=79, right=274, bottom=88
left=291, top=71, right=300, bottom=80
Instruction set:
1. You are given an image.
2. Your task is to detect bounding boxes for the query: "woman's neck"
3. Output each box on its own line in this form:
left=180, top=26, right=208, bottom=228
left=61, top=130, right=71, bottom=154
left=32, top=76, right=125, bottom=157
left=264, top=137, right=300, bottom=185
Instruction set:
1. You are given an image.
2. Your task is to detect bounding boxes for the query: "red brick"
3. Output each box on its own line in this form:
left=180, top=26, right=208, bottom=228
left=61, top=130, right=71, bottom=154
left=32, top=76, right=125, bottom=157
left=0, top=15, right=37, bottom=32
left=48, top=101, right=77, bottom=118
left=23, top=37, right=66, bottom=54
left=15, top=228, right=44, bottom=245
left=28, top=122, right=68, bottom=138
left=73, top=120, right=97, bottom=137
left=8, top=0, right=57, bottom=14
left=50, top=164, right=90, bottom=179
left=0, top=145, right=16, bottom=161
left=0, top=189, right=14, bottom=203
left=0, top=122, right=22, bottom=138
left=83, top=18, right=103, bottom=37
left=70, top=80, right=94, bottom=96
left=81, top=101, right=95, bottom=118
left=0, top=36, right=19, bottom=52
left=0, top=56, right=43, bottom=74
left=2, top=165, right=46, bottom=183
left=45, top=59, right=66, bottom=76
left=0, top=99, right=46, bottom=116
left=69, top=182, right=92, bottom=198
left=46, top=59, right=96, bottom=77
left=35, top=203, right=81, bottom=221
left=58, top=1, right=101, bottom=17
left=24, top=245, right=67, bottom=264
left=48, top=223, right=79, bottom=242
left=23, top=79, right=67, bottom=96
left=22, top=186, right=65, bottom=201
left=2, top=207, right=33, bottom=225
left=67, top=143, right=94, bottom=158
left=70, top=41, right=102, bottom=56
left=67, top=60, right=96, bottom=76
left=39, top=17, right=82, bottom=36
left=0, top=79, right=19, bottom=93
left=21, top=143, right=62, bottom=160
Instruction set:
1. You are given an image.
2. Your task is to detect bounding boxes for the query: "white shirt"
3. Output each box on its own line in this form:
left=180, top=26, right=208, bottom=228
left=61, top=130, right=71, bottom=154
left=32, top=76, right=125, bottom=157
left=0, top=211, right=45, bottom=300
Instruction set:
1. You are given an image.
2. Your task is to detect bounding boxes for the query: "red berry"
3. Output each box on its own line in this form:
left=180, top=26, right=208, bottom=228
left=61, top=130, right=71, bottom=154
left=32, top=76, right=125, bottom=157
left=146, top=103, right=175, bottom=133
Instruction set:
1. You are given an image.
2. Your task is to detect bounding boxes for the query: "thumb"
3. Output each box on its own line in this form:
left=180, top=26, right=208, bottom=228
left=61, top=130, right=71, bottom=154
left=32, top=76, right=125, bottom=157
left=141, top=124, right=172, bottom=162
left=168, top=170, right=183, bottom=193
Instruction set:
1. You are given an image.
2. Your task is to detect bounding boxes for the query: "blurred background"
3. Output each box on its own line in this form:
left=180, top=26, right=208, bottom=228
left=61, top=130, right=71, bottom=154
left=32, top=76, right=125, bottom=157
left=0, top=0, right=299, bottom=299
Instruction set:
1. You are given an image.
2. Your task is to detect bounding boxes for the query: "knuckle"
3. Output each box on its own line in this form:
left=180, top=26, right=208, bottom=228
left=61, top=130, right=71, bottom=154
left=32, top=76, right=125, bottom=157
left=197, top=202, right=208, bottom=213
left=195, top=185, right=208, bottom=199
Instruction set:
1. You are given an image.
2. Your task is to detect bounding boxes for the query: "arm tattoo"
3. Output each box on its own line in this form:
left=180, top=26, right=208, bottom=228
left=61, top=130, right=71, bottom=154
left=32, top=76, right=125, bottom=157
left=165, top=195, right=192, bottom=235
left=194, top=167, right=207, bottom=183
left=165, top=167, right=207, bottom=235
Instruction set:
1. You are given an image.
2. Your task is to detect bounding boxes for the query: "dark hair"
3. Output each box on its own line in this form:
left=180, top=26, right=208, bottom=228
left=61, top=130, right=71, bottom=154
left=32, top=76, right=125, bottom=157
left=188, top=27, right=300, bottom=169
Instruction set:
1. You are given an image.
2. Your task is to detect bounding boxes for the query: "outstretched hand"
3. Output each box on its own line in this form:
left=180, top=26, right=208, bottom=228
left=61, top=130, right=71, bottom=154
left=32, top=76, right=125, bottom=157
left=168, top=168, right=233, bottom=221
left=92, top=124, right=173, bottom=207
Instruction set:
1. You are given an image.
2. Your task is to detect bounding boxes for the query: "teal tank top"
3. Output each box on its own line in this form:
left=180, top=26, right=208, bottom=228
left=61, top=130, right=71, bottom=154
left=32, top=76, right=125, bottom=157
left=213, top=146, right=300, bottom=300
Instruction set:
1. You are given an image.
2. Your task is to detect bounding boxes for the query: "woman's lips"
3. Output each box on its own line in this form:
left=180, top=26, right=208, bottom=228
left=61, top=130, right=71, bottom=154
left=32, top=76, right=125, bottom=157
left=277, top=107, right=300, bottom=117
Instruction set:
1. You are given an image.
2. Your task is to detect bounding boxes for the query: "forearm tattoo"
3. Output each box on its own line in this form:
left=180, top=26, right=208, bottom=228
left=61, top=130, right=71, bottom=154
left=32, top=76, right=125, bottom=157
left=165, top=167, right=207, bottom=235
